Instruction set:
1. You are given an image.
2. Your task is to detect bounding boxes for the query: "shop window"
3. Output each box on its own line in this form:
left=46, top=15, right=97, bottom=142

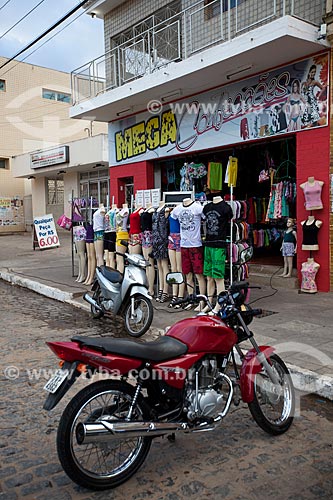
left=47, top=179, right=64, bottom=205
left=0, top=158, right=9, bottom=169
left=0, top=79, right=5, bottom=91
left=42, top=88, right=71, bottom=103
left=204, top=0, right=246, bottom=19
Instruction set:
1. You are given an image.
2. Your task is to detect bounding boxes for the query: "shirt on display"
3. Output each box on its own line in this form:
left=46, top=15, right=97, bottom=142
left=171, top=202, right=203, bottom=247
left=203, top=201, right=233, bottom=248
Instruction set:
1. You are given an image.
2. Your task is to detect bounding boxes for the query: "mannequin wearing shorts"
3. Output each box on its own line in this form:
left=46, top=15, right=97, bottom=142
left=171, top=198, right=206, bottom=310
left=116, top=204, right=129, bottom=273
left=140, top=204, right=155, bottom=296
left=279, top=218, right=297, bottom=277
left=203, top=196, right=233, bottom=313
left=104, top=204, right=117, bottom=268
left=73, top=225, right=87, bottom=283
left=168, top=209, right=185, bottom=307
left=84, top=223, right=96, bottom=285
left=93, top=204, right=106, bottom=267
left=129, top=205, right=143, bottom=255
left=152, top=201, right=170, bottom=302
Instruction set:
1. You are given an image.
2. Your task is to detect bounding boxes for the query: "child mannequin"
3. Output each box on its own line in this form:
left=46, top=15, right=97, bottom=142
left=279, top=218, right=297, bottom=278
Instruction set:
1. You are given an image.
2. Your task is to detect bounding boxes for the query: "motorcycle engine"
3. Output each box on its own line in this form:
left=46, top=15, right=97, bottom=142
left=185, top=357, right=225, bottom=421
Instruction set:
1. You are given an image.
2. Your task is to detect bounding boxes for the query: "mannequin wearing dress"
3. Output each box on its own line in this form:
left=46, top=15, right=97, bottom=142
left=140, top=204, right=155, bottom=296
left=116, top=204, right=129, bottom=273
left=93, top=204, right=106, bottom=267
left=203, top=196, right=233, bottom=313
left=152, top=201, right=170, bottom=302
left=168, top=207, right=185, bottom=308
left=301, top=215, right=322, bottom=251
left=129, top=204, right=144, bottom=255
left=104, top=204, right=117, bottom=268
left=300, top=177, right=324, bottom=211
left=171, top=198, right=206, bottom=310
left=301, top=258, right=320, bottom=293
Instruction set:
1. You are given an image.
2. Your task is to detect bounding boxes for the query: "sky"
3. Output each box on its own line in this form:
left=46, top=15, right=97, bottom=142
left=0, top=0, right=105, bottom=73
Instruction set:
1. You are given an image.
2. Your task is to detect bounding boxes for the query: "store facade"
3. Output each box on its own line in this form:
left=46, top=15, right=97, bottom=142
left=108, top=53, right=330, bottom=291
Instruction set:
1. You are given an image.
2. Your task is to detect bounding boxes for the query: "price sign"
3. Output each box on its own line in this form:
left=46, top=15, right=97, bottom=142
left=33, top=214, right=60, bottom=249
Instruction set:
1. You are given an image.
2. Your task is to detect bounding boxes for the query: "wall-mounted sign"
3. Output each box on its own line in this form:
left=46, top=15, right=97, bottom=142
left=110, top=53, right=329, bottom=165
left=30, top=146, right=69, bottom=169
left=33, top=214, right=60, bottom=249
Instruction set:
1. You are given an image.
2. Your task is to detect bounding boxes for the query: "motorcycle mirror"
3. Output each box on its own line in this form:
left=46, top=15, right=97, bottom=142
left=166, top=272, right=184, bottom=285
left=239, top=246, right=253, bottom=264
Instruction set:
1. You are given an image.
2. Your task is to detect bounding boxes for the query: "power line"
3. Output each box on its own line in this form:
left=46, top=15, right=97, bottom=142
left=0, top=0, right=91, bottom=70
left=0, top=0, right=47, bottom=40
left=0, top=0, right=12, bottom=13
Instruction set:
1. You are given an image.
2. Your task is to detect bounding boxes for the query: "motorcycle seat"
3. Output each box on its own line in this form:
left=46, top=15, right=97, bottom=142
left=71, top=335, right=188, bottom=362
left=99, top=265, right=123, bottom=284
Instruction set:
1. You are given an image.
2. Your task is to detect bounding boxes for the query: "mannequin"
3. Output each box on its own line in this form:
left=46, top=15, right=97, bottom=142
left=152, top=201, right=170, bottom=302
left=279, top=218, right=297, bottom=278
left=140, top=203, right=155, bottom=296
left=171, top=198, right=206, bottom=310
left=93, top=204, right=106, bottom=267
left=104, top=204, right=117, bottom=268
left=129, top=204, right=144, bottom=255
left=168, top=208, right=185, bottom=307
left=301, top=258, right=320, bottom=293
left=301, top=215, right=322, bottom=251
left=83, top=223, right=96, bottom=285
left=73, top=225, right=87, bottom=282
left=300, top=177, right=324, bottom=210
left=202, top=196, right=233, bottom=313
left=116, top=203, right=129, bottom=273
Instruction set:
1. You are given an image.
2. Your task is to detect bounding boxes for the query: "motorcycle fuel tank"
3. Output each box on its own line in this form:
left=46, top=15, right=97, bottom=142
left=166, top=315, right=237, bottom=354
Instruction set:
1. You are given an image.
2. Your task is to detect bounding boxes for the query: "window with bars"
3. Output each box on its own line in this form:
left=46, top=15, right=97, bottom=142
left=47, top=179, right=64, bottom=205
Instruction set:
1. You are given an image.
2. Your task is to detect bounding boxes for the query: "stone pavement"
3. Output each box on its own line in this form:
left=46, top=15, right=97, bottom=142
left=0, top=231, right=332, bottom=400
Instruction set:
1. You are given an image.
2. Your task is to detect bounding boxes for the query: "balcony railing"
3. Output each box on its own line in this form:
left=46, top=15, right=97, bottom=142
left=71, top=0, right=324, bottom=105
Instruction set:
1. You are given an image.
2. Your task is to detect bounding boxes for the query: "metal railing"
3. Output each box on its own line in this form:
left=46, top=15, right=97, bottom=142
left=71, top=0, right=325, bottom=105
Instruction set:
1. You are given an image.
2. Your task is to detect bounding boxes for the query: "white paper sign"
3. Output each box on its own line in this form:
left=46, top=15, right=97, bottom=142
left=151, top=189, right=161, bottom=208
left=33, top=214, right=60, bottom=249
left=143, top=190, right=151, bottom=208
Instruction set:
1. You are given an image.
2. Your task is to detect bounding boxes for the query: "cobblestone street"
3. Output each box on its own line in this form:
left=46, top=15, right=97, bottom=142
left=0, top=281, right=332, bottom=500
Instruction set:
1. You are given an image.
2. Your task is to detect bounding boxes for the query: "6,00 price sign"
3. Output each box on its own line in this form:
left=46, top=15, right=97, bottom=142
left=33, top=214, right=60, bottom=249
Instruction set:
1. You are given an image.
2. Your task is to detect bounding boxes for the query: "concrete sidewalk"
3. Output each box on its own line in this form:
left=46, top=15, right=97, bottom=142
left=0, top=231, right=332, bottom=400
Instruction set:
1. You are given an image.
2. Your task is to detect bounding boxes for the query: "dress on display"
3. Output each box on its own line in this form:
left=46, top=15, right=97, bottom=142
left=152, top=207, right=169, bottom=260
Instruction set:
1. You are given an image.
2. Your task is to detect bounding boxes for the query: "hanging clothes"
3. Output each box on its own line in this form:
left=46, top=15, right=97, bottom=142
left=208, top=162, right=222, bottom=191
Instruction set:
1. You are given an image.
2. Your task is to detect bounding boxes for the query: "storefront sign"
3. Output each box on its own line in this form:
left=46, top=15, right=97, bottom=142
left=151, top=189, right=161, bottom=207
left=0, top=196, right=24, bottom=231
left=110, top=53, right=329, bottom=164
left=30, top=146, right=69, bottom=169
left=33, top=214, right=60, bottom=249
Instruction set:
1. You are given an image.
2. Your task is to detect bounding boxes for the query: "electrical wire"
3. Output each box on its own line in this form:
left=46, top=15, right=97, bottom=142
left=0, top=0, right=91, bottom=71
left=0, top=0, right=47, bottom=40
left=249, top=266, right=282, bottom=305
left=0, top=0, right=12, bottom=12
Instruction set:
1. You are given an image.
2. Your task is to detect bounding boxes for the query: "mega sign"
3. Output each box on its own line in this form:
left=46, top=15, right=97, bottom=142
left=110, top=53, right=328, bottom=164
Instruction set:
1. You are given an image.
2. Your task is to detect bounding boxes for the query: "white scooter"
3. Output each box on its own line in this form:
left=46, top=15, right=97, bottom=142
left=83, top=244, right=153, bottom=337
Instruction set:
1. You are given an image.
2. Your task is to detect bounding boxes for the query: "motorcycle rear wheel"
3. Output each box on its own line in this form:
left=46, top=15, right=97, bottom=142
left=248, top=354, right=295, bottom=435
left=91, top=285, right=104, bottom=319
left=57, top=380, right=152, bottom=490
left=124, top=294, right=153, bottom=337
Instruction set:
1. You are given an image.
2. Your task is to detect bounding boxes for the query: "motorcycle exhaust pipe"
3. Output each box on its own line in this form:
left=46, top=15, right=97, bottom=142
left=76, top=421, right=189, bottom=444
left=83, top=293, right=103, bottom=312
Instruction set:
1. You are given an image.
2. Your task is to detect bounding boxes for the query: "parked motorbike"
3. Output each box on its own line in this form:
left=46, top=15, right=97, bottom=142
left=83, top=243, right=153, bottom=337
left=43, top=270, right=295, bottom=490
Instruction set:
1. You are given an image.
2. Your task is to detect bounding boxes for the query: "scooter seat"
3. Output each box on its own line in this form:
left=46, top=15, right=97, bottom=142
left=71, top=335, right=188, bottom=362
left=99, top=265, right=123, bottom=284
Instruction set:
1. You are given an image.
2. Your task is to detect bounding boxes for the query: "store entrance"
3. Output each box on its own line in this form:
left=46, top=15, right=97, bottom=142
left=158, top=136, right=296, bottom=267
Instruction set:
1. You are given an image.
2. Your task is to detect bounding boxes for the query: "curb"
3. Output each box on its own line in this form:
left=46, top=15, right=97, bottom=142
left=1, top=270, right=332, bottom=401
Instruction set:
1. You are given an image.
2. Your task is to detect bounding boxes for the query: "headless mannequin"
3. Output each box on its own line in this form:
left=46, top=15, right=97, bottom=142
left=301, top=215, right=322, bottom=251
left=104, top=204, right=117, bottom=268
left=93, top=204, right=106, bottom=267
left=129, top=204, right=144, bottom=255
left=168, top=206, right=185, bottom=307
left=279, top=217, right=297, bottom=278
left=154, top=201, right=170, bottom=302
left=141, top=203, right=156, bottom=296
left=301, top=257, right=320, bottom=293
left=300, top=177, right=324, bottom=211
left=116, top=203, right=129, bottom=273
left=84, top=223, right=96, bottom=285
left=73, top=225, right=87, bottom=283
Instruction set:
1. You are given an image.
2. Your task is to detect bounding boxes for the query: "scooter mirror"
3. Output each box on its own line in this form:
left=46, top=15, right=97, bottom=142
left=166, top=272, right=184, bottom=285
left=239, top=246, right=253, bottom=264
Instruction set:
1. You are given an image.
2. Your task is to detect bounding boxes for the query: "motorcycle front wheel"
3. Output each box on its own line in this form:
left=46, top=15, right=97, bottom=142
left=124, top=294, right=153, bottom=337
left=248, top=354, right=295, bottom=435
left=57, top=380, right=152, bottom=490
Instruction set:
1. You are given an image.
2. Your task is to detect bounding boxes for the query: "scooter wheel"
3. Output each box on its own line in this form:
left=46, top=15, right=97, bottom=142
left=124, top=294, right=153, bottom=337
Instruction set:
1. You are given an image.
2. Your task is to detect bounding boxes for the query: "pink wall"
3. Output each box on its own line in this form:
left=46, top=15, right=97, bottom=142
left=296, top=127, right=330, bottom=292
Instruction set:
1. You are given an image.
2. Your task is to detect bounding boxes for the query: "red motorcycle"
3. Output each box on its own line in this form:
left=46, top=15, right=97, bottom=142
left=43, top=275, right=295, bottom=491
